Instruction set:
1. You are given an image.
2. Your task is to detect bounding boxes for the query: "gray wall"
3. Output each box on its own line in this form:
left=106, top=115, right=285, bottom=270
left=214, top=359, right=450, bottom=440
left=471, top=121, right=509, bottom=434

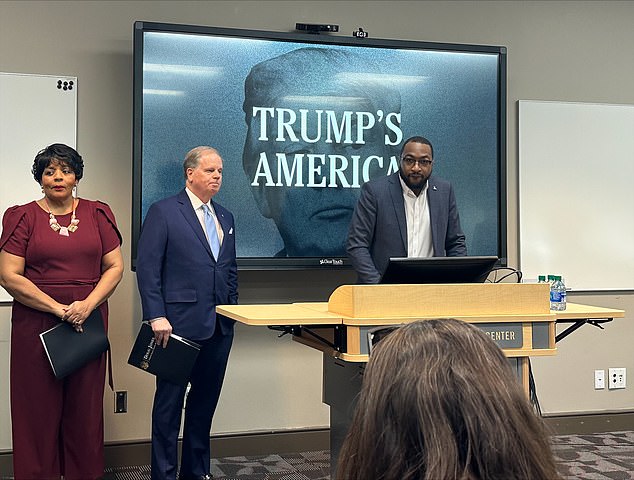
left=1, top=0, right=633, bottom=449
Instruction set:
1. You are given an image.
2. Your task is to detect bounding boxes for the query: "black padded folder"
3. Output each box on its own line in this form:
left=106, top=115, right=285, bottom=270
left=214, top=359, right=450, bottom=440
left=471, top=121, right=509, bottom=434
left=127, top=322, right=200, bottom=386
left=39, top=309, right=109, bottom=379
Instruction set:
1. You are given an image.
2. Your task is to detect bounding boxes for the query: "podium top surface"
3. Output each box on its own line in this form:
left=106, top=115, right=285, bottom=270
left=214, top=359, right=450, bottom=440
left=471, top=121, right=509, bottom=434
left=216, top=283, right=624, bottom=326
left=216, top=303, right=341, bottom=326
left=554, top=302, right=625, bottom=320
left=216, top=300, right=624, bottom=327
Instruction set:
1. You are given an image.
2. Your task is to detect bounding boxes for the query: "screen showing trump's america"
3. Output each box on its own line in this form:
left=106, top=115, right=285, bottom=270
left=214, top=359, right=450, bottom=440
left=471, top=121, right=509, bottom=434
left=132, top=22, right=506, bottom=269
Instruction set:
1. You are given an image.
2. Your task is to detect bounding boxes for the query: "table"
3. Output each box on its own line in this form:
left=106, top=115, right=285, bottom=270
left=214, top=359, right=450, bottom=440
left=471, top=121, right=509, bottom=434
left=217, top=283, right=624, bottom=478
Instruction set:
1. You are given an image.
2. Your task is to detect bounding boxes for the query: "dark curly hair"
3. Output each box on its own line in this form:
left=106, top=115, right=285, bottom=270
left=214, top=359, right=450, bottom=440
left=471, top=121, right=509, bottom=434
left=32, top=143, right=84, bottom=184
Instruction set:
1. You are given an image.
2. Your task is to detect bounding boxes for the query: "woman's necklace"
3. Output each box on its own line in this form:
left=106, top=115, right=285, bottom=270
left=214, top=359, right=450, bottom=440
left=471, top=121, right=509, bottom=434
left=44, top=198, right=79, bottom=236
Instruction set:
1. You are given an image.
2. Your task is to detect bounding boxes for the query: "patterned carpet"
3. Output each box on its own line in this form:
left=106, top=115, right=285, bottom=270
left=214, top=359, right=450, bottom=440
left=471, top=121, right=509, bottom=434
left=96, top=431, right=634, bottom=480
left=553, top=431, right=634, bottom=479
left=103, top=451, right=330, bottom=480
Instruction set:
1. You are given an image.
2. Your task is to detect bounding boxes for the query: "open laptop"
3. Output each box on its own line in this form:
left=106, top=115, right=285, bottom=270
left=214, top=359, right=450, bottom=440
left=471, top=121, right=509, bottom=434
left=380, top=256, right=498, bottom=284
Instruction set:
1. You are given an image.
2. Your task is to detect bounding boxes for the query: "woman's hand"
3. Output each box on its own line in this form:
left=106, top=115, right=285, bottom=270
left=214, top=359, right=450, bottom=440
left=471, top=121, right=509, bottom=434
left=52, top=302, right=69, bottom=320
left=65, top=246, right=123, bottom=334
left=62, top=299, right=95, bottom=332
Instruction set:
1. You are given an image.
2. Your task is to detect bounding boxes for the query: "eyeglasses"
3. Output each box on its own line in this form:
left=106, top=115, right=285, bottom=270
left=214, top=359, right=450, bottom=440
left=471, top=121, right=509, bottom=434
left=401, top=157, right=433, bottom=167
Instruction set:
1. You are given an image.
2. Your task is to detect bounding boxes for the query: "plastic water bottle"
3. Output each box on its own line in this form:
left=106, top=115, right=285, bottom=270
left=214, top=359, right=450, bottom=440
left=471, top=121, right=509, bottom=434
left=550, top=275, right=566, bottom=311
left=558, top=276, right=567, bottom=310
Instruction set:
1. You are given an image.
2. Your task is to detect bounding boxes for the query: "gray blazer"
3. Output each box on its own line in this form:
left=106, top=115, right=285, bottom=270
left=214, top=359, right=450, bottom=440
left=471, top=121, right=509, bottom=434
left=347, top=172, right=467, bottom=284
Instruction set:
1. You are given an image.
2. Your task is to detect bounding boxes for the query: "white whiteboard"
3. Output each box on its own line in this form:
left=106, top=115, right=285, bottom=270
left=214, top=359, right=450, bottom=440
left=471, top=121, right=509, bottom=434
left=519, top=100, right=634, bottom=291
left=0, top=73, right=77, bottom=302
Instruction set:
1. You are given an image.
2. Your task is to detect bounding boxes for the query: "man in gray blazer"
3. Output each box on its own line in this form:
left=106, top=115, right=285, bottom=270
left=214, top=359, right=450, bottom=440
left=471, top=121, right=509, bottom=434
left=347, top=136, right=467, bottom=284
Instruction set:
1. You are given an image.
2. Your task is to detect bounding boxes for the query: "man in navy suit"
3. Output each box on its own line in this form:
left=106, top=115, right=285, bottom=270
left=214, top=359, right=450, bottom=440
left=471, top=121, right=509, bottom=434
left=136, top=146, right=238, bottom=480
left=347, top=136, right=467, bottom=284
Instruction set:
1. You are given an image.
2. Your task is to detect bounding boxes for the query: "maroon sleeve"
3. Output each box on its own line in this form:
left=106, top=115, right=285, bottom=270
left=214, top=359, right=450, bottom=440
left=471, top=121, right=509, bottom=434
left=0, top=205, right=29, bottom=257
left=95, top=201, right=122, bottom=255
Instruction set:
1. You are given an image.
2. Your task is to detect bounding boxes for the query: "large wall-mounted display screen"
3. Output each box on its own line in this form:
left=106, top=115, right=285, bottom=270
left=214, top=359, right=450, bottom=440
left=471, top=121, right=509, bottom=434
left=133, top=21, right=507, bottom=269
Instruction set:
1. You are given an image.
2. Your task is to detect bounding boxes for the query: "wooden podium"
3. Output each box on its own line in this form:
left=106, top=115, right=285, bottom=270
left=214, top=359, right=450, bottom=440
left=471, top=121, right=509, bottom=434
left=219, top=283, right=558, bottom=387
left=217, top=283, right=624, bottom=477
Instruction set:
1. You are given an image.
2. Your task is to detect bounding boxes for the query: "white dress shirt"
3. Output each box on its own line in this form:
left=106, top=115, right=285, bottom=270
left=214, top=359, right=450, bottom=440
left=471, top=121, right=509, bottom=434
left=399, top=176, right=433, bottom=258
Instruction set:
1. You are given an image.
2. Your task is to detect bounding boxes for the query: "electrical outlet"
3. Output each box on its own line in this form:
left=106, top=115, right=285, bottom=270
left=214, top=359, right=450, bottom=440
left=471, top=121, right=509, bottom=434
left=594, top=369, right=605, bottom=389
left=115, top=391, right=127, bottom=413
left=608, top=368, right=626, bottom=389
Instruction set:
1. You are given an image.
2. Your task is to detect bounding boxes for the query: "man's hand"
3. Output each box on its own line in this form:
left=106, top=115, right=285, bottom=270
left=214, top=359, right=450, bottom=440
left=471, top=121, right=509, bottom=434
left=150, top=317, right=172, bottom=348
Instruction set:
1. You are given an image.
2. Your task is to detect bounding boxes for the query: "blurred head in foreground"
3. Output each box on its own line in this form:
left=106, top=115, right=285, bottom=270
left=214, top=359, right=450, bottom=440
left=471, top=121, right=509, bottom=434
left=337, top=318, right=560, bottom=480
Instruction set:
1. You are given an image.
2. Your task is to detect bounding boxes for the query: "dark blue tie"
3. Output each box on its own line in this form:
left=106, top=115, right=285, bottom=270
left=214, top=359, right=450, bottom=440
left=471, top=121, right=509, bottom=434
left=202, top=204, right=220, bottom=260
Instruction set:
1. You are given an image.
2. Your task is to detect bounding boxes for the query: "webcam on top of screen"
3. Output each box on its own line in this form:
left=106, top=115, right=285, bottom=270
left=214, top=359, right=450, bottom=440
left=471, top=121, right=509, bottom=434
left=295, top=23, right=339, bottom=34
left=353, top=28, right=368, bottom=38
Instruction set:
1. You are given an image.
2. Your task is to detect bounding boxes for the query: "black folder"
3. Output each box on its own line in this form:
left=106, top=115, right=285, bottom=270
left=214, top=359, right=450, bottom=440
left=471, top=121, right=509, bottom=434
left=127, top=322, right=200, bottom=386
left=39, top=309, right=109, bottom=379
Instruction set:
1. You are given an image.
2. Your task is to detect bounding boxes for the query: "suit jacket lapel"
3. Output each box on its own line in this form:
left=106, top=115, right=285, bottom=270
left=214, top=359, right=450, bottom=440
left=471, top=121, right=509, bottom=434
left=176, top=189, right=214, bottom=259
left=427, top=176, right=440, bottom=255
left=388, top=173, right=408, bottom=252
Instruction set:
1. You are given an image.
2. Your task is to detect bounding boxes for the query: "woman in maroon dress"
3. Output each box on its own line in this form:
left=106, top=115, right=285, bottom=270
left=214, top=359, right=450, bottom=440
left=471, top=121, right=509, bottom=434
left=0, top=144, right=123, bottom=480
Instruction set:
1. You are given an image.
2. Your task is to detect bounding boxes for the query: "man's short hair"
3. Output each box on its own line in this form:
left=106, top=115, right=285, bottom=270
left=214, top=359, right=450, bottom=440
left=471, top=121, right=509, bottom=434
left=183, top=146, right=218, bottom=179
left=400, top=136, right=434, bottom=159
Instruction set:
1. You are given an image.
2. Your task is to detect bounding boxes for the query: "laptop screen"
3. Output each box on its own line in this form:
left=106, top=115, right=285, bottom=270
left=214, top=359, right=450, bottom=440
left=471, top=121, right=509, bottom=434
left=380, top=256, right=498, bottom=284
